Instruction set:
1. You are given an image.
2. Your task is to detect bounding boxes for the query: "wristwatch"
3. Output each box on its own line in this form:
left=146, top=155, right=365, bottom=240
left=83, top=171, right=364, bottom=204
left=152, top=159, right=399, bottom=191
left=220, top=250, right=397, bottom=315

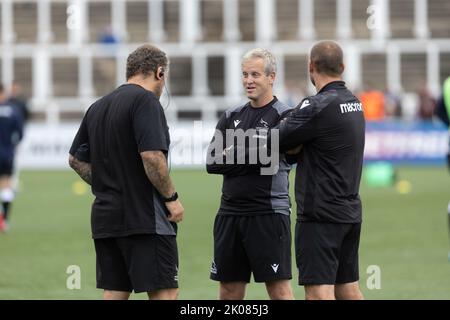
left=163, top=192, right=178, bottom=202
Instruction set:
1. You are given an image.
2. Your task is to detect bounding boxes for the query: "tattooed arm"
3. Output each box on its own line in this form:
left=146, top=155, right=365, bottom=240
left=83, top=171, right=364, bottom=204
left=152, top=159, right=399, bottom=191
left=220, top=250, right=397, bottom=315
left=140, top=150, right=174, bottom=198
left=68, top=155, right=92, bottom=185
left=140, top=150, right=184, bottom=223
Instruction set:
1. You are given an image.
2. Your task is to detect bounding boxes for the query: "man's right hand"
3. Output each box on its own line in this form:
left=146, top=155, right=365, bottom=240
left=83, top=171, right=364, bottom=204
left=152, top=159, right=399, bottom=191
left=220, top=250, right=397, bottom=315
left=165, top=199, right=184, bottom=223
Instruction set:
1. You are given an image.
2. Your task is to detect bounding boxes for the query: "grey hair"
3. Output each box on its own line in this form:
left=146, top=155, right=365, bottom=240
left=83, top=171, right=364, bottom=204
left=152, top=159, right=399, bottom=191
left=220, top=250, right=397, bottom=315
left=242, top=48, right=277, bottom=75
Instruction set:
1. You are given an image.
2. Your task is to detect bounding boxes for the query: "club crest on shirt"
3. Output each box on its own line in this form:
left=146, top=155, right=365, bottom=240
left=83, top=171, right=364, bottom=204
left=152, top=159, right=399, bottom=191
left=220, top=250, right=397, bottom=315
left=255, top=118, right=269, bottom=131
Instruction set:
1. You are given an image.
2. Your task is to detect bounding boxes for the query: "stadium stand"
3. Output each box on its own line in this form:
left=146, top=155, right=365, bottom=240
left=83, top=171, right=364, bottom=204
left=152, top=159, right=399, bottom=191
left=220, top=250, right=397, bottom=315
left=1, top=0, right=450, bottom=123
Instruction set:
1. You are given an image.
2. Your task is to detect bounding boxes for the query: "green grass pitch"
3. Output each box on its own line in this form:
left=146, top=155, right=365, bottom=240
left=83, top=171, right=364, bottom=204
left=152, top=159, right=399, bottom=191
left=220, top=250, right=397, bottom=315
left=0, top=167, right=449, bottom=299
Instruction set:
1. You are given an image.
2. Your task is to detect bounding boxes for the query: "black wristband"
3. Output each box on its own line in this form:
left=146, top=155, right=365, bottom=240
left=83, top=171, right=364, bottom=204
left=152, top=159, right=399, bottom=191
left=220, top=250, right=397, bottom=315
left=163, top=192, right=178, bottom=202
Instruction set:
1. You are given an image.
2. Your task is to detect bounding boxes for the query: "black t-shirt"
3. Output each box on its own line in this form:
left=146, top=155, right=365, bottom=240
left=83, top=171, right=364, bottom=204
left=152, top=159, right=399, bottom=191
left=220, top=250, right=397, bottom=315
left=206, top=97, right=293, bottom=216
left=69, top=84, right=176, bottom=239
left=277, top=81, right=365, bottom=223
left=0, top=102, right=23, bottom=161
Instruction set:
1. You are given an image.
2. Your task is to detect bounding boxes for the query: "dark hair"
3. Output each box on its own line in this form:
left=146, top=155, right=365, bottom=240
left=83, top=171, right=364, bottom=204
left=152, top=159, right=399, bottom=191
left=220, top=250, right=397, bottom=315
left=0, top=83, right=4, bottom=93
left=126, top=44, right=168, bottom=80
left=310, top=40, right=344, bottom=77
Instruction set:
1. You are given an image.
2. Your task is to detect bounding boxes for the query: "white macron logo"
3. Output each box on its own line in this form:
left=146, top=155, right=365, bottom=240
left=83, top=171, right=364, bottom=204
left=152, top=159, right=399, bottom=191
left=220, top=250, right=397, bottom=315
left=271, top=264, right=279, bottom=273
left=300, top=99, right=311, bottom=109
left=234, top=120, right=241, bottom=127
left=340, top=102, right=363, bottom=114
left=211, top=261, right=217, bottom=274
left=174, top=266, right=179, bottom=281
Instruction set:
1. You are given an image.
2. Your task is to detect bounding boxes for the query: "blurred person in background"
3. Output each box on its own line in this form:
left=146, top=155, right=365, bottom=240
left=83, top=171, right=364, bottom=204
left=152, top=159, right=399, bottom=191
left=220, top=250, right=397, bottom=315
left=417, top=84, right=436, bottom=121
left=0, top=84, right=23, bottom=232
left=384, top=87, right=402, bottom=119
left=69, top=44, right=184, bottom=300
left=7, top=81, right=30, bottom=125
left=7, top=81, right=30, bottom=194
left=359, top=83, right=385, bottom=121
left=97, top=25, right=119, bottom=45
left=97, top=25, right=120, bottom=57
left=435, top=76, right=450, bottom=261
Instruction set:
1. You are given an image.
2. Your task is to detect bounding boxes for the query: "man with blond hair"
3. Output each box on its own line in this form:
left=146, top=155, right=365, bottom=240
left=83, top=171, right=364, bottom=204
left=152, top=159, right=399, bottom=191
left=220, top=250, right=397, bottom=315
left=207, top=48, right=294, bottom=300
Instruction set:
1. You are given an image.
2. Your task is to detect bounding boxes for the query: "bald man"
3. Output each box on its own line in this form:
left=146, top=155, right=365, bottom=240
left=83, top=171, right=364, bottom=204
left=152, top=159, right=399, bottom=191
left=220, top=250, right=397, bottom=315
left=275, top=41, right=365, bottom=300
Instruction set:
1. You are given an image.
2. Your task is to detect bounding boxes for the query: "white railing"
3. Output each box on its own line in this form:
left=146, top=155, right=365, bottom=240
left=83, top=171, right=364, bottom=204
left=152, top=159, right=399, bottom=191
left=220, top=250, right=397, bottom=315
left=1, top=0, right=449, bottom=124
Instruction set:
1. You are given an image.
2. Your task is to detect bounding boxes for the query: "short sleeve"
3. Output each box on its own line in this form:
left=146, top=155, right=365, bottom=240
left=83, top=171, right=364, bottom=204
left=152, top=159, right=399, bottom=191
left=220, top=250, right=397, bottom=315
left=133, top=93, right=169, bottom=153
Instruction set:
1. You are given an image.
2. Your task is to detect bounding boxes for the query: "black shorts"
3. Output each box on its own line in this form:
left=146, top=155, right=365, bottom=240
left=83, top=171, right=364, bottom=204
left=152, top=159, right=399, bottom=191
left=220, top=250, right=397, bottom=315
left=210, top=214, right=292, bottom=283
left=295, top=221, right=361, bottom=285
left=94, top=234, right=178, bottom=293
left=0, top=158, right=13, bottom=176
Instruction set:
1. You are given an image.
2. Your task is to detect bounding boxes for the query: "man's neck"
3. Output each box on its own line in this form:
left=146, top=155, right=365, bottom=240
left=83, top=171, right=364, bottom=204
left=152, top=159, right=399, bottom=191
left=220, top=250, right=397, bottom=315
left=250, top=93, right=274, bottom=108
left=314, top=76, right=342, bottom=93
left=127, top=76, right=157, bottom=93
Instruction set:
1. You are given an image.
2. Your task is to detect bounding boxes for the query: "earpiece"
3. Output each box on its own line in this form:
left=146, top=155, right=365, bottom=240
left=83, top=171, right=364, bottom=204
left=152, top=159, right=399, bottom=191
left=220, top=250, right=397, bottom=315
left=158, top=67, right=165, bottom=79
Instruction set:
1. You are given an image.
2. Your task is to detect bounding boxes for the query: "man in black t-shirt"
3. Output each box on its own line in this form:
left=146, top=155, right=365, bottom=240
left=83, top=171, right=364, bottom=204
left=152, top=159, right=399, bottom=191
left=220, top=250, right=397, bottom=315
left=206, top=48, right=294, bottom=300
left=276, top=41, right=365, bottom=300
left=69, top=44, right=184, bottom=300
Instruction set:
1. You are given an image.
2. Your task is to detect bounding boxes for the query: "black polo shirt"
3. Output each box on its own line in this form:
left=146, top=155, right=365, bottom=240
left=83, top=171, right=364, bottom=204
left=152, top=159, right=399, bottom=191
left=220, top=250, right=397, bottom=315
left=70, top=84, right=176, bottom=239
left=206, top=97, right=293, bottom=216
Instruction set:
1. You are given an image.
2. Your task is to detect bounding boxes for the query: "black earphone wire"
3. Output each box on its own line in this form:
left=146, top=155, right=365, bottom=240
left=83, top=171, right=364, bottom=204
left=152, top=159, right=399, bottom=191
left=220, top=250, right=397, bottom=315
left=161, top=73, right=172, bottom=173
left=162, top=79, right=171, bottom=111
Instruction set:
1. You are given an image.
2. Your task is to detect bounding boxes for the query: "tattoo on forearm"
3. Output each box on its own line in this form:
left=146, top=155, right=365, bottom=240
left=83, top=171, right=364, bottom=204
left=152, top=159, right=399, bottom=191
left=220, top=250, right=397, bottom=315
left=70, top=156, right=92, bottom=185
left=142, top=152, right=174, bottom=198
left=76, top=162, right=92, bottom=185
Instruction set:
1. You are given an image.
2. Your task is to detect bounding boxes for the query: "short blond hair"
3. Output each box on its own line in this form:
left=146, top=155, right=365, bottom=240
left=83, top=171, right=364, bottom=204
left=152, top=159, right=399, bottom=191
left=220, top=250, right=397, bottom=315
left=242, top=48, right=277, bottom=75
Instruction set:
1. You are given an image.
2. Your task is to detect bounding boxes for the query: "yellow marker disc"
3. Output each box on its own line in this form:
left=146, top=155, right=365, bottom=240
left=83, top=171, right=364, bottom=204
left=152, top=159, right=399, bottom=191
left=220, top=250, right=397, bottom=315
left=72, top=181, right=88, bottom=195
left=396, top=180, right=412, bottom=194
